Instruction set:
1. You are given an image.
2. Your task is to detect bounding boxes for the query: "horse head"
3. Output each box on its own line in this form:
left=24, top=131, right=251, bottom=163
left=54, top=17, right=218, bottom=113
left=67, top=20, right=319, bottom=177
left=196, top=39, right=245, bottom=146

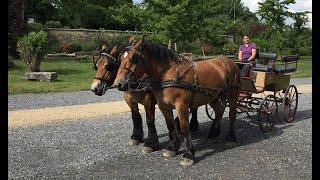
left=113, top=39, right=146, bottom=91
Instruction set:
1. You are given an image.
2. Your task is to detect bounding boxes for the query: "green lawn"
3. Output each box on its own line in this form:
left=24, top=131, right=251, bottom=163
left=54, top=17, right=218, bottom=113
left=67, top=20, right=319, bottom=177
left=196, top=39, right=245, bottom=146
left=8, top=56, right=312, bottom=94
left=291, top=56, right=312, bottom=78
left=9, top=57, right=96, bottom=94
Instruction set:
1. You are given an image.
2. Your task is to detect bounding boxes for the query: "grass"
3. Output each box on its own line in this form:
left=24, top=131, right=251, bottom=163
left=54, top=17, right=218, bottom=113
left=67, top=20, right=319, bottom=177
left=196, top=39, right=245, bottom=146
left=291, top=56, right=312, bottom=78
left=8, top=56, right=312, bottom=94
left=8, top=57, right=95, bottom=94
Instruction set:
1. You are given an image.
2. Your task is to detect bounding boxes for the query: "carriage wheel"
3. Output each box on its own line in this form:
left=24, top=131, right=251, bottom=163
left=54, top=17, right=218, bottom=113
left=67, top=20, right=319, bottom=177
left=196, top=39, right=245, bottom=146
left=283, top=85, right=298, bottom=123
left=258, top=94, right=278, bottom=133
left=205, top=104, right=215, bottom=120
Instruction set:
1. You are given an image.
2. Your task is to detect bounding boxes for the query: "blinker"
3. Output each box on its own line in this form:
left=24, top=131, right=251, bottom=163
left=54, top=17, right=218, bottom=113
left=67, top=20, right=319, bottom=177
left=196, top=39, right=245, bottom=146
left=131, top=55, right=138, bottom=64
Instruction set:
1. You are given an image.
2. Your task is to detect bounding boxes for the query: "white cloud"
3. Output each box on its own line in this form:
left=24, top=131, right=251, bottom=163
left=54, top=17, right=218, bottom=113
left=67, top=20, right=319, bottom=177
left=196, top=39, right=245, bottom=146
left=241, top=0, right=264, bottom=12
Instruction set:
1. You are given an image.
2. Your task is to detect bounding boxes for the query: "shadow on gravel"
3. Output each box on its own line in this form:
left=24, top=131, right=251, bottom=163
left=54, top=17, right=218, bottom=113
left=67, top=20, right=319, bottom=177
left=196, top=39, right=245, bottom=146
left=184, top=108, right=312, bottom=164
left=135, top=108, right=311, bottom=163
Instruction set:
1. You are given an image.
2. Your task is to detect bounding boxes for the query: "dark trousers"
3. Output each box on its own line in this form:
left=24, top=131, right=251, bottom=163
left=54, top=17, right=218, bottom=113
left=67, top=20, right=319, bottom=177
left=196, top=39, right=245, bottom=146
left=241, top=59, right=256, bottom=77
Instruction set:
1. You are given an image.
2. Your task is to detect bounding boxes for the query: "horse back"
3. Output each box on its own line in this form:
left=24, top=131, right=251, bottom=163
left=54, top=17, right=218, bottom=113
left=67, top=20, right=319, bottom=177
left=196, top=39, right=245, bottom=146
left=192, top=56, right=238, bottom=88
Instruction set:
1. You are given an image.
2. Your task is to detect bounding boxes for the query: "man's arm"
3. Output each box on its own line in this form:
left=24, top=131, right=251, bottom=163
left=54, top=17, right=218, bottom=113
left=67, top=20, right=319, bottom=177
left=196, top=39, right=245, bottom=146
left=248, top=48, right=256, bottom=61
left=238, top=50, right=243, bottom=61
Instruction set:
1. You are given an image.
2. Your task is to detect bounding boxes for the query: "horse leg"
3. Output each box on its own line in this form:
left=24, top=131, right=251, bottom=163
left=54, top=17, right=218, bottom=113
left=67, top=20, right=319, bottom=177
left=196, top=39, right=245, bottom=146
left=175, top=107, right=199, bottom=133
left=226, top=90, right=239, bottom=146
left=174, top=116, right=181, bottom=133
left=176, top=103, right=195, bottom=166
left=142, top=98, right=160, bottom=154
left=208, top=101, right=225, bottom=141
left=157, top=103, right=180, bottom=158
left=124, top=94, right=144, bottom=145
left=189, top=108, right=199, bottom=132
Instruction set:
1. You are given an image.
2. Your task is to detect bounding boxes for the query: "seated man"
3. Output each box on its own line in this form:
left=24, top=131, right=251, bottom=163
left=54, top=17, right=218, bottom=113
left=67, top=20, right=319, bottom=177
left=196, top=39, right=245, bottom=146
left=238, top=35, right=257, bottom=77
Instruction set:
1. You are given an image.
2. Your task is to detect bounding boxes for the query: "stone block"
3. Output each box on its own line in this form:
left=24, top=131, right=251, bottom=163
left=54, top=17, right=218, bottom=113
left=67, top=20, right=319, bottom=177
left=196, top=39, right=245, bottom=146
left=23, top=72, right=58, bottom=81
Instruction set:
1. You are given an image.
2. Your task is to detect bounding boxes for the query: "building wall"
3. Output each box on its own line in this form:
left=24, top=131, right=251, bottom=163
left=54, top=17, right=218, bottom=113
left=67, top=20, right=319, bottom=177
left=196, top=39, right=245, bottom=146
left=46, top=28, right=148, bottom=44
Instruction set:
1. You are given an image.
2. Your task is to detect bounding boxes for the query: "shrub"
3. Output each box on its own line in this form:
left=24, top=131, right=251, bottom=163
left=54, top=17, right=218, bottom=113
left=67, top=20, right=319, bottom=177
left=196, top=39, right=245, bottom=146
left=47, top=40, right=60, bottom=53
left=69, top=40, right=83, bottom=52
left=45, top=21, right=62, bottom=28
left=299, top=46, right=312, bottom=56
left=8, top=55, right=16, bottom=68
left=17, top=31, right=48, bottom=72
left=92, top=33, right=109, bottom=47
left=82, top=43, right=95, bottom=54
left=27, top=22, right=44, bottom=32
left=60, top=43, right=72, bottom=53
left=222, top=42, right=238, bottom=55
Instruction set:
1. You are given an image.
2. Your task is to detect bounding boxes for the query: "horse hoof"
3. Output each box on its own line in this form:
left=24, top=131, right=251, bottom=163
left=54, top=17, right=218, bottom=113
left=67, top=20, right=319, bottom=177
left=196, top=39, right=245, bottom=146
left=142, top=147, right=154, bottom=154
left=180, top=158, right=194, bottom=166
left=162, top=150, right=176, bottom=158
left=128, top=139, right=140, bottom=145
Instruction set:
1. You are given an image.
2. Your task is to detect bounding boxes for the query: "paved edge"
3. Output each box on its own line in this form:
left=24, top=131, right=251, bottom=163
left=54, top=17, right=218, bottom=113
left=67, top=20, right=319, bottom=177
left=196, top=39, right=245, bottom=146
left=8, top=101, right=146, bottom=129
left=8, top=84, right=311, bottom=129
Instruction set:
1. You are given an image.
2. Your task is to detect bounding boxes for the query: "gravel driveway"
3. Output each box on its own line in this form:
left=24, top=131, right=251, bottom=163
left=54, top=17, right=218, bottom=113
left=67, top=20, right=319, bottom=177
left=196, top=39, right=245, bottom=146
left=8, top=77, right=311, bottom=111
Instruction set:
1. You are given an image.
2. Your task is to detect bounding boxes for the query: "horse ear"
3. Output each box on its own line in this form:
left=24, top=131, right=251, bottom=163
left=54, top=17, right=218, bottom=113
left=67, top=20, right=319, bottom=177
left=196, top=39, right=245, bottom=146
left=128, top=35, right=135, bottom=43
left=133, top=39, right=144, bottom=49
left=101, top=44, right=107, bottom=51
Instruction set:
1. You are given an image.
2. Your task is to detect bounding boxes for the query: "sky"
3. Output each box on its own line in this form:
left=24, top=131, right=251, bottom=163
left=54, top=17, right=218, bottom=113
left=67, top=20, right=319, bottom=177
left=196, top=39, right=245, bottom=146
left=132, top=0, right=312, bottom=28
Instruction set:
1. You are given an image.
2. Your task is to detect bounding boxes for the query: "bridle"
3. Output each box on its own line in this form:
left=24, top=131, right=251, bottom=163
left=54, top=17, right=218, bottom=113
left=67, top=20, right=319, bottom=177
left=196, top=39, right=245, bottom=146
left=93, top=52, right=119, bottom=90
left=118, top=46, right=145, bottom=81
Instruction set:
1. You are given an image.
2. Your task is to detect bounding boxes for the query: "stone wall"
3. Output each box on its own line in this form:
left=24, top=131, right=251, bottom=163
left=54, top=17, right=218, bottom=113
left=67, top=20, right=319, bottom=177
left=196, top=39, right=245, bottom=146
left=47, top=28, right=150, bottom=44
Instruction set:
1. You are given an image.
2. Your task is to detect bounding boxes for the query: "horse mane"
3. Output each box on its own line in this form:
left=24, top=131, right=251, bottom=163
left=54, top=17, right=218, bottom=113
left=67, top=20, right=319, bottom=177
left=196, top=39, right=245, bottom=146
left=141, top=41, right=179, bottom=64
left=114, top=42, right=132, bottom=55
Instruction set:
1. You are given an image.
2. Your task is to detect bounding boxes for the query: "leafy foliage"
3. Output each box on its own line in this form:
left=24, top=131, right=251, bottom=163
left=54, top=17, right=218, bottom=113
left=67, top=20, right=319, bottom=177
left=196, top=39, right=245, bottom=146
left=69, top=40, right=83, bottom=52
left=17, top=31, right=48, bottom=72
left=45, top=20, right=62, bottom=28
left=27, top=22, right=44, bottom=32
left=11, top=0, right=312, bottom=59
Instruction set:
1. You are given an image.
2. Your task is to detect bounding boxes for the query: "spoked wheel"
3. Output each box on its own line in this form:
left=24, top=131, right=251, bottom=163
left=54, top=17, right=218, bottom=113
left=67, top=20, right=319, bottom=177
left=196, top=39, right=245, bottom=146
left=258, top=94, right=278, bottom=132
left=205, top=104, right=215, bottom=120
left=283, top=85, right=298, bottom=123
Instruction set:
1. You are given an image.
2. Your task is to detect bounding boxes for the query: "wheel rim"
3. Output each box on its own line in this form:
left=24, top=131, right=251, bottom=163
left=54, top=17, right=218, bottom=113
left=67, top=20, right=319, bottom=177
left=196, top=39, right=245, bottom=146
left=205, top=104, right=215, bottom=120
left=283, top=85, right=298, bottom=123
left=258, top=95, right=278, bottom=132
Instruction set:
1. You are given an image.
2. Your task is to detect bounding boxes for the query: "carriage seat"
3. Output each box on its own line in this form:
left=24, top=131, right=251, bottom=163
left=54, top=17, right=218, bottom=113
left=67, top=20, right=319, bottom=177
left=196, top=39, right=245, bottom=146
left=253, top=64, right=273, bottom=72
left=253, top=63, right=297, bottom=73
left=253, top=53, right=299, bottom=74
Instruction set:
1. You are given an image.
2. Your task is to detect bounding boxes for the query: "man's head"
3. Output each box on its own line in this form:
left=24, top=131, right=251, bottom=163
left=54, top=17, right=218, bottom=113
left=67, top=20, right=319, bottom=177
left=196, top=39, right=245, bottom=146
left=242, top=35, right=251, bottom=44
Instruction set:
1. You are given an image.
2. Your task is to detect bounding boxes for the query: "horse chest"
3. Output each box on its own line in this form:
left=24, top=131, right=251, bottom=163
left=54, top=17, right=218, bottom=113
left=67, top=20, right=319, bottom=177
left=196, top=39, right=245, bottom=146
left=130, top=91, right=146, bottom=103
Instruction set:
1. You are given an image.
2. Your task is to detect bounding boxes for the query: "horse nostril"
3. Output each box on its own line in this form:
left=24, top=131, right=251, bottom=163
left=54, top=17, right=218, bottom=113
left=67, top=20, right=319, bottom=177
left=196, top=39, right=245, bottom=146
left=93, top=87, right=99, bottom=93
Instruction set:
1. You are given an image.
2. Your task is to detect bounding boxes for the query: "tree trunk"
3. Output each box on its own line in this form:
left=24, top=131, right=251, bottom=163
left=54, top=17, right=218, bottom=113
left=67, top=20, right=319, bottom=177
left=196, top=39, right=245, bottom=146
left=29, top=63, right=40, bottom=72
left=202, top=46, right=206, bottom=59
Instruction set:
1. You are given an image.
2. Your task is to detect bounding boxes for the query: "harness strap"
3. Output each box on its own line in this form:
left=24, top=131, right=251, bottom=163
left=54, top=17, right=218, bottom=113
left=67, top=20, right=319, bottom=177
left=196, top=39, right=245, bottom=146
left=101, top=52, right=117, bottom=62
left=150, top=80, right=223, bottom=96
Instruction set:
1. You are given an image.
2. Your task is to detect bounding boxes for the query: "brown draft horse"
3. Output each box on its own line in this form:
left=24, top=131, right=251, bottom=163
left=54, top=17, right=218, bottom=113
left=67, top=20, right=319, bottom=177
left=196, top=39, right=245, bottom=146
left=113, top=39, right=241, bottom=166
left=90, top=40, right=199, bottom=154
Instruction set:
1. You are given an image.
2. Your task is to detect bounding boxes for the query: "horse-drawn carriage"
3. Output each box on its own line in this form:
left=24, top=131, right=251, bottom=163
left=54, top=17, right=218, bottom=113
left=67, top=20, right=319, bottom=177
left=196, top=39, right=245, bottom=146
left=91, top=39, right=300, bottom=165
left=205, top=52, right=299, bottom=132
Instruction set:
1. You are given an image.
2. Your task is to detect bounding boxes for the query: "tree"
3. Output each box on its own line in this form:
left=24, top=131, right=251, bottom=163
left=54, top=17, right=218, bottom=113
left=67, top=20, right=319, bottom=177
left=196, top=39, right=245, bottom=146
left=17, top=31, right=48, bottom=72
left=288, top=11, right=311, bottom=54
left=109, top=4, right=146, bottom=31
left=56, top=0, right=134, bottom=29
left=81, top=4, right=106, bottom=29
left=257, top=0, right=296, bottom=57
left=8, top=0, right=27, bottom=58
left=257, top=0, right=295, bottom=33
left=24, top=0, right=59, bottom=24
